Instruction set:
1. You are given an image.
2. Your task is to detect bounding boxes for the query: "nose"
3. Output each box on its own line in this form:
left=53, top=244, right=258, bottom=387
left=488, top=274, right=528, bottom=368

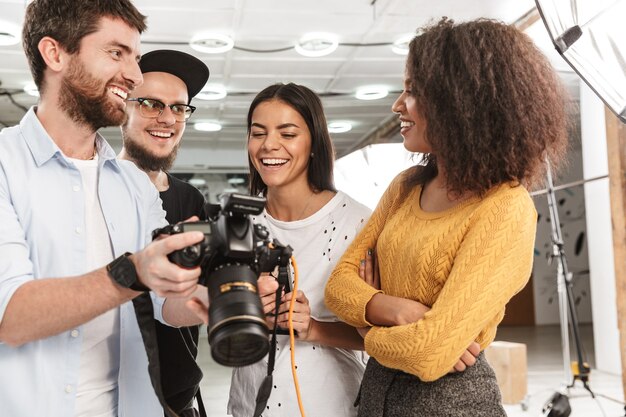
left=391, top=91, right=405, bottom=114
left=156, top=105, right=177, bottom=126
left=261, top=131, right=281, bottom=151
left=123, top=58, right=143, bottom=90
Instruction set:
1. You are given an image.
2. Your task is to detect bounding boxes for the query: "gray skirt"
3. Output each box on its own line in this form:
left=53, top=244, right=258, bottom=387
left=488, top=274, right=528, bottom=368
left=356, top=353, right=505, bottom=417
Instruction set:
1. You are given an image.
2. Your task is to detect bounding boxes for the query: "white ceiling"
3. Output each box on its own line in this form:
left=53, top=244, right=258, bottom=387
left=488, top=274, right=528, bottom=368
left=0, top=0, right=579, bottom=173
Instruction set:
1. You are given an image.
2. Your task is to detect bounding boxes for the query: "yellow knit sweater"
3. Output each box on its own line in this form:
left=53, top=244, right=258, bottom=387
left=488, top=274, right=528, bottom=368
left=325, top=170, right=537, bottom=381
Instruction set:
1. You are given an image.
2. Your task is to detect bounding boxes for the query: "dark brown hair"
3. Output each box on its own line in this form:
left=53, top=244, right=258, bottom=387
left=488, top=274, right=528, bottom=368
left=247, top=83, right=336, bottom=196
left=23, top=0, right=147, bottom=91
left=403, top=18, right=569, bottom=195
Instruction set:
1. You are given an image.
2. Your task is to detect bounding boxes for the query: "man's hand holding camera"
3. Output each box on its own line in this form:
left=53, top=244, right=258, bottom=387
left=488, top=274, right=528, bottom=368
left=130, top=230, right=205, bottom=298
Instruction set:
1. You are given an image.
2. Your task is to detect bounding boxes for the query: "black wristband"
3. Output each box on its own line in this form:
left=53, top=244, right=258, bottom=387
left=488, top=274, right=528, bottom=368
left=107, top=252, right=149, bottom=292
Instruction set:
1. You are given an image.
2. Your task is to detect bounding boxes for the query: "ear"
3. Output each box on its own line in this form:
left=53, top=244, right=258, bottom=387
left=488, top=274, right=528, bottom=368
left=37, top=36, right=67, bottom=73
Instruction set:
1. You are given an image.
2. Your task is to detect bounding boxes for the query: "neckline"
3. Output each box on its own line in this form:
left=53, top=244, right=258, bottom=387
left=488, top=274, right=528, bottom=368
left=263, top=191, right=343, bottom=229
left=412, top=184, right=480, bottom=220
left=68, top=152, right=99, bottom=167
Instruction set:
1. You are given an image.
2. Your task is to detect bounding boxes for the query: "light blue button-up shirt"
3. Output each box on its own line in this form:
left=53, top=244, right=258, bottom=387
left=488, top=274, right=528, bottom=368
left=0, top=108, right=168, bottom=417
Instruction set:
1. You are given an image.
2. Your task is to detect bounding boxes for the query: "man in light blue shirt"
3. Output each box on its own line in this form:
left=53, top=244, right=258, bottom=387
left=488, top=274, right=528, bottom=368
left=0, top=1, right=204, bottom=416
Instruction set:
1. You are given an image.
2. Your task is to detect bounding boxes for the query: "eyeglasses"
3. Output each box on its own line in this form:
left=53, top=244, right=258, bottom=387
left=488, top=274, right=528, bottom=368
left=126, top=97, right=196, bottom=122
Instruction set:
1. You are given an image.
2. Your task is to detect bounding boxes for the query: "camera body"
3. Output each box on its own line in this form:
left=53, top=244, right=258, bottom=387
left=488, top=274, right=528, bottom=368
left=152, top=193, right=292, bottom=367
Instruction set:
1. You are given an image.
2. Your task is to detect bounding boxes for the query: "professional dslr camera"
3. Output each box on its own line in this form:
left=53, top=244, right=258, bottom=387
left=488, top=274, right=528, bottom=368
left=152, top=193, right=292, bottom=367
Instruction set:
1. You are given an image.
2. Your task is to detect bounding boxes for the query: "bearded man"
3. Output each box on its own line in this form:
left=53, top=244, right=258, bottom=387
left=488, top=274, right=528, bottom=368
left=119, top=49, right=210, bottom=417
left=0, top=2, right=205, bottom=416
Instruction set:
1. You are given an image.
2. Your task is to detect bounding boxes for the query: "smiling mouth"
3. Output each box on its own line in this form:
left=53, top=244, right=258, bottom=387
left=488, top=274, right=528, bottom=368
left=108, top=86, right=128, bottom=100
left=148, top=130, right=174, bottom=139
left=261, top=158, right=288, bottom=167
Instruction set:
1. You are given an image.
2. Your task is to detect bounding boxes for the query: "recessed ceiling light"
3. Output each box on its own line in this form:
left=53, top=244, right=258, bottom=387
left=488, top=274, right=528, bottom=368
left=194, top=121, right=222, bottom=132
left=295, top=32, right=339, bottom=57
left=196, top=84, right=227, bottom=101
left=0, top=20, right=20, bottom=46
left=391, top=33, right=414, bottom=56
left=190, top=33, right=234, bottom=54
left=222, top=187, right=239, bottom=194
left=355, top=85, right=389, bottom=101
left=189, top=178, right=206, bottom=187
left=227, top=177, right=245, bottom=185
left=23, top=82, right=39, bottom=97
left=328, top=121, right=352, bottom=133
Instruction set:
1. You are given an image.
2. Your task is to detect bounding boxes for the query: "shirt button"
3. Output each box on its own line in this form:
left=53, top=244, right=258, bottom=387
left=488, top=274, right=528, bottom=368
left=72, top=185, right=80, bottom=192
left=70, top=330, right=79, bottom=338
left=75, top=227, right=82, bottom=234
left=65, top=385, right=73, bottom=393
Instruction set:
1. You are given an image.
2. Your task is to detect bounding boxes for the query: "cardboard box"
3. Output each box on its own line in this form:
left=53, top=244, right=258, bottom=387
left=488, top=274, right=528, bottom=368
left=485, top=341, right=527, bottom=404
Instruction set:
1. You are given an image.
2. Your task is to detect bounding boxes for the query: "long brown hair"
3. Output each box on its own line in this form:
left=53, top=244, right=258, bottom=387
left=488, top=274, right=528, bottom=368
left=247, top=83, right=336, bottom=196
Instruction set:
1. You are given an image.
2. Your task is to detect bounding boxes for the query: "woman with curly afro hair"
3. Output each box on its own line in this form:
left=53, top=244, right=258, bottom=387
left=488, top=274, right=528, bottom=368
left=325, top=18, right=569, bottom=417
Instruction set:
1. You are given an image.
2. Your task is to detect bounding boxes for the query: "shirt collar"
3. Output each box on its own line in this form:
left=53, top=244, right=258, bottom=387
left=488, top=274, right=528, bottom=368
left=19, top=106, right=121, bottom=170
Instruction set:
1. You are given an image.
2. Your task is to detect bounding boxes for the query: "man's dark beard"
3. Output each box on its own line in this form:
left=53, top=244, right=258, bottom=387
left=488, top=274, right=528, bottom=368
left=59, top=57, right=127, bottom=130
left=122, top=127, right=180, bottom=172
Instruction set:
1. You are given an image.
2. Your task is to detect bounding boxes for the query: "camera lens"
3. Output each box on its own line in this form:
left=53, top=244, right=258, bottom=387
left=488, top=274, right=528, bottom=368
left=207, top=264, right=269, bottom=366
left=210, top=322, right=269, bottom=366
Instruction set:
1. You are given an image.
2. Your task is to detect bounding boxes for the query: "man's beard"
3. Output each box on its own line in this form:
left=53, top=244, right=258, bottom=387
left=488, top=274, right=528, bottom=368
left=59, top=57, right=127, bottom=130
left=122, top=125, right=180, bottom=172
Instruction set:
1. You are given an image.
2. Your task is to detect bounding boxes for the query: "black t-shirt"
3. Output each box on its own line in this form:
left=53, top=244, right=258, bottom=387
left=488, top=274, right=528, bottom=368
left=157, top=173, right=206, bottom=413
left=159, top=173, right=207, bottom=224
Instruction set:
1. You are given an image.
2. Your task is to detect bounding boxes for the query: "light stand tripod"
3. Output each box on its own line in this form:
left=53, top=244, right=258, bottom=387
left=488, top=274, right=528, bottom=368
left=542, top=160, right=595, bottom=416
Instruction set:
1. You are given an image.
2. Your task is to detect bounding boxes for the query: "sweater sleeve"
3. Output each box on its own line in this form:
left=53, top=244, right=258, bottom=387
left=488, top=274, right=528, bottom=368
left=324, top=172, right=407, bottom=327
left=364, top=187, right=537, bottom=381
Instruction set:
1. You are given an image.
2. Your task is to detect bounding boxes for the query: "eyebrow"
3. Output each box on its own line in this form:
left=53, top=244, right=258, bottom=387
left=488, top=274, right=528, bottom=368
left=140, top=97, right=188, bottom=106
left=277, top=123, right=300, bottom=129
left=250, top=122, right=300, bottom=129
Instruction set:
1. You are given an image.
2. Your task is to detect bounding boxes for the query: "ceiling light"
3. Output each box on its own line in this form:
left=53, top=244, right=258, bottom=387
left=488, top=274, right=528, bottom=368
left=23, top=82, right=39, bottom=97
left=328, top=121, right=352, bottom=133
left=189, top=178, right=206, bottom=187
left=222, top=187, right=239, bottom=193
left=355, top=85, right=389, bottom=101
left=391, top=33, right=414, bottom=56
left=0, top=20, right=20, bottom=46
left=190, top=33, right=234, bottom=54
left=227, top=177, right=245, bottom=185
left=194, top=121, right=222, bottom=132
left=196, top=84, right=227, bottom=101
left=295, top=32, right=339, bottom=57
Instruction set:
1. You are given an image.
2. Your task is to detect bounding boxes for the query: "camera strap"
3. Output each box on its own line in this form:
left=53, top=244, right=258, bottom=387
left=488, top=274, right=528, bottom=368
left=132, top=293, right=207, bottom=417
left=132, top=293, right=180, bottom=417
left=252, top=282, right=284, bottom=417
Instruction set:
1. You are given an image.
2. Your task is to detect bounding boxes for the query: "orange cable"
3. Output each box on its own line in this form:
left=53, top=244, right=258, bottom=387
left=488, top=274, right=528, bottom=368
left=288, top=256, right=306, bottom=417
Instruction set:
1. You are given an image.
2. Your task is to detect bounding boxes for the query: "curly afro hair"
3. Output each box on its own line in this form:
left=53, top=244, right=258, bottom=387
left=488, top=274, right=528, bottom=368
left=402, top=18, right=569, bottom=196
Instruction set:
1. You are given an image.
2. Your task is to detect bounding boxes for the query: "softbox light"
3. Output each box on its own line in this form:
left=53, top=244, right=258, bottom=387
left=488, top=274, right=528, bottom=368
left=535, top=0, right=626, bottom=123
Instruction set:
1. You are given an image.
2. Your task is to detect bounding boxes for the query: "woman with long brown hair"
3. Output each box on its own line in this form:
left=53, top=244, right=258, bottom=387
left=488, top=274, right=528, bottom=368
left=227, top=83, right=372, bottom=417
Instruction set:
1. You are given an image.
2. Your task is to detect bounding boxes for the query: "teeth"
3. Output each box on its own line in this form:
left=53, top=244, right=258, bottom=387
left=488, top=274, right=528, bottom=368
left=262, top=158, right=288, bottom=166
left=400, top=121, right=415, bottom=128
left=109, top=87, right=128, bottom=99
left=149, top=131, right=173, bottom=138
